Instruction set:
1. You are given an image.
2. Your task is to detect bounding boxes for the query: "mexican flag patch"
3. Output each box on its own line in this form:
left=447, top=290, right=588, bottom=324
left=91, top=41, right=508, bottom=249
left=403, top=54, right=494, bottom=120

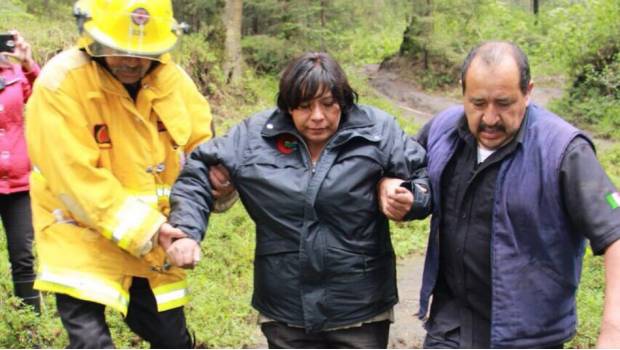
left=606, top=192, right=620, bottom=209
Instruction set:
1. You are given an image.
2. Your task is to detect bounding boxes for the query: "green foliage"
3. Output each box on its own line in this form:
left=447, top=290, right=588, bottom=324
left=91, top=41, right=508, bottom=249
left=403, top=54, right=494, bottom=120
left=396, top=0, right=620, bottom=88
left=241, top=0, right=410, bottom=74
left=534, top=0, right=620, bottom=74
left=175, top=32, right=225, bottom=97
left=242, top=34, right=297, bottom=74
left=394, top=0, right=620, bottom=144
left=2, top=1, right=75, bottom=64
left=172, top=0, right=224, bottom=34
left=599, top=146, right=620, bottom=186
left=12, top=0, right=73, bottom=17
left=539, top=0, right=620, bottom=138
left=551, top=35, right=620, bottom=138
left=212, top=70, right=279, bottom=136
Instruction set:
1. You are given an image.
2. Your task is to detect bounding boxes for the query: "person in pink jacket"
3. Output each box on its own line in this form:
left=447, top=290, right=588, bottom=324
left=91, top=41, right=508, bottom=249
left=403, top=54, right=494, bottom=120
left=0, top=30, right=40, bottom=313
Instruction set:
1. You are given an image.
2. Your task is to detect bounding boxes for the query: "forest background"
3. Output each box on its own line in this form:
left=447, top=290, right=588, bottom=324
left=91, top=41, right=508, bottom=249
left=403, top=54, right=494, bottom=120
left=1, top=0, right=619, bottom=348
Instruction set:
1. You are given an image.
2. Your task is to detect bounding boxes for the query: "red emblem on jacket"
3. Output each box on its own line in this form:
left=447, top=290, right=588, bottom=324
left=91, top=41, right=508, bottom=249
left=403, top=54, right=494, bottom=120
left=94, top=124, right=111, bottom=147
left=276, top=134, right=298, bottom=154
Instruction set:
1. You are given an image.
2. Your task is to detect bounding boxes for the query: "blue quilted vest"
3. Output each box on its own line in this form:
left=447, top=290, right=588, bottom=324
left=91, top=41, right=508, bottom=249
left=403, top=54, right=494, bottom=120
left=419, top=104, right=590, bottom=347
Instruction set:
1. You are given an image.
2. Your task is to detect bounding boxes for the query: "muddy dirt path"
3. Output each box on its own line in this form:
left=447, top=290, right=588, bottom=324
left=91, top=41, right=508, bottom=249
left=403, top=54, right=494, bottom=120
left=389, top=255, right=426, bottom=348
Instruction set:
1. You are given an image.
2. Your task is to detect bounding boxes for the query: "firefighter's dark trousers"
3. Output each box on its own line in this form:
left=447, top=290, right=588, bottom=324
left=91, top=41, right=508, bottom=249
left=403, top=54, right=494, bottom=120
left=56, top=277, right=193, bottom=349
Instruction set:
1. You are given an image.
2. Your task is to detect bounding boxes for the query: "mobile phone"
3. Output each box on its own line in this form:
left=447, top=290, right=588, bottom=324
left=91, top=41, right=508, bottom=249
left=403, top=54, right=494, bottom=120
left=0, top=33, right=16, bottom=53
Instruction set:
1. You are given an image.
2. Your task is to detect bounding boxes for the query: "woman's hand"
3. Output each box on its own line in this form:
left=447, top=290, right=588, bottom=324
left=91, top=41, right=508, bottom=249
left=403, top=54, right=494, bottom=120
left=377, top=177, right=414, bottom=221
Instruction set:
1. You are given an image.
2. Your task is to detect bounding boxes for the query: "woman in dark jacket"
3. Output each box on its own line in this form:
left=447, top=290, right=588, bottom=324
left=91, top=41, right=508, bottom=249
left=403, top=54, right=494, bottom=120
left=167, top=52, right=431, bottom=348
left=0, top=30, right=40, bottom=313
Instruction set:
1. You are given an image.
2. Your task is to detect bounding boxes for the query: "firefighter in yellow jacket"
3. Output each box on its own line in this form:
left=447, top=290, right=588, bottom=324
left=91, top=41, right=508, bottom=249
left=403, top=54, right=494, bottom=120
left=25, top=0, right=215, bottom=347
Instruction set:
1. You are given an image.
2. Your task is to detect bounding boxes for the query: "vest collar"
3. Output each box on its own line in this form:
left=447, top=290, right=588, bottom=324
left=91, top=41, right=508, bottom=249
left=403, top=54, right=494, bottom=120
left=90, top=54, right=176, bottom=99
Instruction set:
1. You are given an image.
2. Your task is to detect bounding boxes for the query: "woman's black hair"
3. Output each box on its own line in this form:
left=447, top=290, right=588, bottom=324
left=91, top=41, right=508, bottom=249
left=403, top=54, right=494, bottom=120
left=277, top=52, right=358, bottom=113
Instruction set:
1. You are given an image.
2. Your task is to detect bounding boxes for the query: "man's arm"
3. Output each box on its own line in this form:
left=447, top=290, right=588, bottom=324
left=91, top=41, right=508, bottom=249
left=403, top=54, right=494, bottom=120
left=559, top=137, right=620, bottom=347
left=598, top=239, right=620, bottom=347
left=378, top=118, right=433, bottom=221
left=176, top=64, right=239, bottom=211
left=376, top=121, right=432, bottom=221
left=167, top=118, right=251, bottom=267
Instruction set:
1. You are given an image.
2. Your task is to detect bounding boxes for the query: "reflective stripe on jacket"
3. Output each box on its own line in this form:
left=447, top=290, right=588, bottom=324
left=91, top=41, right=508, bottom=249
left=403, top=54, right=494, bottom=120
left=25, top=48, right=212, bottom=312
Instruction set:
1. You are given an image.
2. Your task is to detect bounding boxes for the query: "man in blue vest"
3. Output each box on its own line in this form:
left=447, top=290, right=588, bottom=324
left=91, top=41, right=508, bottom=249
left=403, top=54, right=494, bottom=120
left=379, top=41, right=620, bottom=348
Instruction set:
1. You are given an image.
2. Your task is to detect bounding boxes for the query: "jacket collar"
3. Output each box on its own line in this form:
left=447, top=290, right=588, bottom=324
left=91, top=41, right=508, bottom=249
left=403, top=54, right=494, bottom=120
left=85, top=53, right=191, bottom=147
left=90, top=53, right=177, bottom=99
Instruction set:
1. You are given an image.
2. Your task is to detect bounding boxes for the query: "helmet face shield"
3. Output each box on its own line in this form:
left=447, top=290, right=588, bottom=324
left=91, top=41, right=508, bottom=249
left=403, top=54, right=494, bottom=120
left=84, top=38, right=164, bottom=62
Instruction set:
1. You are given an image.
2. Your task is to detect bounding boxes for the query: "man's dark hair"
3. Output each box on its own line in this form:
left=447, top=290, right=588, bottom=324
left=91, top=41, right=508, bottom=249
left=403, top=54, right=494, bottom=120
left=277, top=52, right=358, bottom=113
left=460, top=41, right=531, bottom=95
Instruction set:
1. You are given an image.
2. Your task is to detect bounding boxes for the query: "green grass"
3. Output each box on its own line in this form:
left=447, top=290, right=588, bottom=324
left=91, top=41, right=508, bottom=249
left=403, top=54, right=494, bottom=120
left=568, top=249, right=605, bottom=348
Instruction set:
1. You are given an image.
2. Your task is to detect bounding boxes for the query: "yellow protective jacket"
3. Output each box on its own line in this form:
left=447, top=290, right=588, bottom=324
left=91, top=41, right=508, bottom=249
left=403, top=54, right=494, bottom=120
left=25, top=48, right=213, bottom=314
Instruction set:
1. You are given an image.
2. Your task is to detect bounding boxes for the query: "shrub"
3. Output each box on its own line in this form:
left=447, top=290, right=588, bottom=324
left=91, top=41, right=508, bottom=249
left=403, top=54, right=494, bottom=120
left=242, top=34, right=298, bottom=75
left=551, top=38, right=620, bottom=138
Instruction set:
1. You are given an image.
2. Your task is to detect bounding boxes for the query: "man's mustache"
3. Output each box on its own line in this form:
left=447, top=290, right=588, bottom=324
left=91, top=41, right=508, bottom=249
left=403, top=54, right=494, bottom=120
left=110, top=66, right=142, bottom=74
left=478, top=122, right=506, bottom=133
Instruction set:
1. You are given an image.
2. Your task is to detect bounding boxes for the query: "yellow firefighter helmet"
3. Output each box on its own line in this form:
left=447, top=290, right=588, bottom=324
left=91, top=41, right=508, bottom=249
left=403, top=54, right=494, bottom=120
left=73, top=0, right=187, bottom=59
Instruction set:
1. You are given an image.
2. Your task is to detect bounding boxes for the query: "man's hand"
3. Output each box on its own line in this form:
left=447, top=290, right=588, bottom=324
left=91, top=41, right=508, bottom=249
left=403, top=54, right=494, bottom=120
left=158, top=222, right=187, bottom=252
left=377, top=177, right=414, bottom=221
left=598, top=321, right=620, bottom=349
left=166, top=238, right=201, bottom=269
left=597, top=240, right=620, bottom=348
left=209, top=164, right=235, bottom=199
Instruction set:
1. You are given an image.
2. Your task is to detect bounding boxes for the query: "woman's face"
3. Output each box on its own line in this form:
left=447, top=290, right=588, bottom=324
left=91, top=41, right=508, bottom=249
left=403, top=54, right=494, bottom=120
left=289, top=90, right=341, bottom=150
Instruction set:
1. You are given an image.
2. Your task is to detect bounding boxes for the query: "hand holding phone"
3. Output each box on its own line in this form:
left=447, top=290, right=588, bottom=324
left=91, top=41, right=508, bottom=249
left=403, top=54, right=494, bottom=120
left=0, top=33, right=16, bottom=53
left=1, top=31, right=35, bottom=72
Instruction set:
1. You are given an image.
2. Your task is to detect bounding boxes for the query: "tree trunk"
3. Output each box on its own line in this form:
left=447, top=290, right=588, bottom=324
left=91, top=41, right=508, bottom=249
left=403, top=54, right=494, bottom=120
left=399, top=0, right=432, bottom=62
left=320, top=0, right=327, bottom=51
left=423, top=0, right=431, bottom=69
left=223, top=0, right=244, bottom=85
left=532, top=0, right=539, bottom=15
